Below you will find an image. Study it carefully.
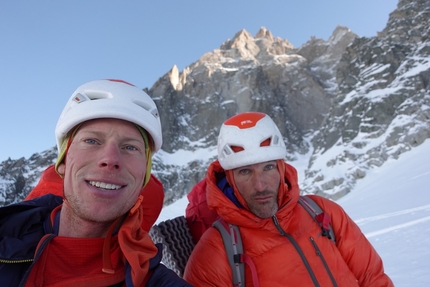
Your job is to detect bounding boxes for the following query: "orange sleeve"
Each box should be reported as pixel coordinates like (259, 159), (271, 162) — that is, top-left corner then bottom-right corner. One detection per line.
(310, 196), (394, 287)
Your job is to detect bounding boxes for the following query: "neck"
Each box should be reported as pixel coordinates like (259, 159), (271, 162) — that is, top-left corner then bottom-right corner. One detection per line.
(58, 202), (114, 238)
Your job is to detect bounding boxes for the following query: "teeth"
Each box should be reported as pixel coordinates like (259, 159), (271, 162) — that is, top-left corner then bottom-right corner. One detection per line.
(89, 181), (122, 190)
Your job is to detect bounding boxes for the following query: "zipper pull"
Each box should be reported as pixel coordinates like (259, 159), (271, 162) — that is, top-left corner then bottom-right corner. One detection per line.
(310, 237), (321, 256)
(272, 215), (286, 236)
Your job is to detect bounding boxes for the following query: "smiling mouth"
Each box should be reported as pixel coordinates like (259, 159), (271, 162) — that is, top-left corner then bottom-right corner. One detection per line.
(88, 181), (123, 190)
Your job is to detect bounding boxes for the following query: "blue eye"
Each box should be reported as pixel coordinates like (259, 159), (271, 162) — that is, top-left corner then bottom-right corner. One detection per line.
(239, 169), (250, 175)
(125, 145), (138, 151)
(85, 139), (97, 144)
(265, 164), (276, 171)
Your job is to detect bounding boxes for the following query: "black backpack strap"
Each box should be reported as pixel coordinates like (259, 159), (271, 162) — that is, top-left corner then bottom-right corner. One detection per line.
(298, 196), (336, 244)
(213, 219), (245, 287)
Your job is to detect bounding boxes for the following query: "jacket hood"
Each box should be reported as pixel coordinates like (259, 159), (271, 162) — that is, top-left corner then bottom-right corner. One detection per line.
(113, 196), (159, 286)
(206, 160), (300, 229)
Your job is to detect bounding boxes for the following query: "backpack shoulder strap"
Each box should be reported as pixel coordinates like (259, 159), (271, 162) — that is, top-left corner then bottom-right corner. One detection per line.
(298, 196), (336, 244)
(212, 219), (260, 287)
(213, 219), (245, 287)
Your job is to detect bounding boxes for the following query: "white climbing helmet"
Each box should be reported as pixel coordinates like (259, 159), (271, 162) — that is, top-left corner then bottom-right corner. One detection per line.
(55, 79), (162, 153)
(218, 112), (287, 170)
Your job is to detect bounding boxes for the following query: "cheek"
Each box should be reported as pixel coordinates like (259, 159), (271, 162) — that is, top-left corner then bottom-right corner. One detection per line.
(271, 173), (281, 190)
(127, 158), (147, 180)
(65, 149), (92, 171)
(234, 180), (249, 197)
(62, 154), (86, 189)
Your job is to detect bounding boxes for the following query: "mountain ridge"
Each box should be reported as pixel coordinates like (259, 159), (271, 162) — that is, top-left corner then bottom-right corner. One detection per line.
(1, 0), (429, 206)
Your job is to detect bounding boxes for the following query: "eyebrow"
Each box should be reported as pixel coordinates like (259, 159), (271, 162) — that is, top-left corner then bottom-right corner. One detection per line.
(78, 130), (144, 143)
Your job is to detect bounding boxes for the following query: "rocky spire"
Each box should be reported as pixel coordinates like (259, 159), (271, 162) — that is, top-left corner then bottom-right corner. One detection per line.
(255, 26), (274, 41)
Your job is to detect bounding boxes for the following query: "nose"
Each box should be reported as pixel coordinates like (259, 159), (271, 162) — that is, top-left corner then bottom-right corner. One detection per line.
(98, 142), (122, 170)
(253, 171), (268, 192)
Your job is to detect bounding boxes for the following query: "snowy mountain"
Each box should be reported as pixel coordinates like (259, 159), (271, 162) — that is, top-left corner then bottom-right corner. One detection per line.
(156, 138), (430, 287)
(301, 0), (430, 199)
(142, 0), (430, 204)
(0, 1), (429, 284)
(1, 0), (429, 207)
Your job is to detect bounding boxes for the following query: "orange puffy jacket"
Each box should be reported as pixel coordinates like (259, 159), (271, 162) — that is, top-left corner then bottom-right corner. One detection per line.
(26, 165), (164, 232)
(184, 160), (393, 287)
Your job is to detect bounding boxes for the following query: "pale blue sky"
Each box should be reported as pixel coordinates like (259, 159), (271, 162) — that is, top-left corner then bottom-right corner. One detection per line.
(0, 1), (398, 160)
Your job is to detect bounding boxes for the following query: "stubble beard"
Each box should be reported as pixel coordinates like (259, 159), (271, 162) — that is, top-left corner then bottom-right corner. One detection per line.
(248, 191), (278, 219)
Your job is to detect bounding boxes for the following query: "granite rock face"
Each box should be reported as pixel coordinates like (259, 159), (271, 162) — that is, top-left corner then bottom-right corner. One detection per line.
(1, 0), (429, 206)
(302, 0), (430, 199)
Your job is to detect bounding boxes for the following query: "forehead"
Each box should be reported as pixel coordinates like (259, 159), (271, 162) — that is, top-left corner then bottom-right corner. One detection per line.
(77, 118), (140, 137)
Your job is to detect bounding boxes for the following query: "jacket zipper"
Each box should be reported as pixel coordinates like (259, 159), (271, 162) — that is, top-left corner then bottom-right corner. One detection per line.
(18, 234), (56, 287)
(0, 258), (33, 264)
(272, 215), (320, 287)
(309, 237), (338, 287)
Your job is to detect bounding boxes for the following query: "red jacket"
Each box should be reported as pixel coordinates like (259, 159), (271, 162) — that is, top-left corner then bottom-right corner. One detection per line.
(185, 179), (218, 244)
(15, 166), (193, 286)
(24, 200), (159, 287)
(26, 165), (164, 232)
(184, 160), (393, 287)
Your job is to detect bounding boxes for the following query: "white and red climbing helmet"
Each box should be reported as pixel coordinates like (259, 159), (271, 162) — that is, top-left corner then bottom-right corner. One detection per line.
(217, 112), (287, 170)
(55, 79), (162, 153)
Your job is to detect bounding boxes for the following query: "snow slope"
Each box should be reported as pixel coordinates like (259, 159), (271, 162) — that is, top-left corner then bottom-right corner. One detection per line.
(157, 139), (430, 286)
(337, 139), (430, 286)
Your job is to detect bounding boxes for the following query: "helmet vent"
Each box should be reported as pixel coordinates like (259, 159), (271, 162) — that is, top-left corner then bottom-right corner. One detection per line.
(56, 79), (163, 153)
(260, 138), (271, 147)
(217, 112), (287, 170)
(84, 91), (113, 101)
(230, 146), (244, 153)
(133, 99), (152, 112)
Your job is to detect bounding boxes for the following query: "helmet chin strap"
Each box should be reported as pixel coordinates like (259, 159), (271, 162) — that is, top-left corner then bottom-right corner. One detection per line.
(134, 125), (153, 187)
(55, 123), (82, 178)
